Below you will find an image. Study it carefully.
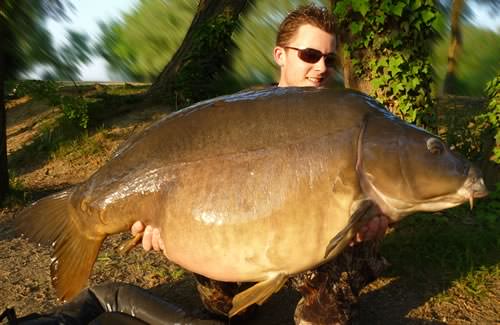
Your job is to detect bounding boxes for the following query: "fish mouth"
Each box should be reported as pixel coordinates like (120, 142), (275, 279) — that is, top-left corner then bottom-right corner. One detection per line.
(364, 172), (489, 222)
(460, 166), (488, 209)
(467, 185), (488, 209)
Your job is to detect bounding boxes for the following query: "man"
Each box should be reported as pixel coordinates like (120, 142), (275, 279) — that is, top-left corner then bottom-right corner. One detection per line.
(131, 4), (389, 323)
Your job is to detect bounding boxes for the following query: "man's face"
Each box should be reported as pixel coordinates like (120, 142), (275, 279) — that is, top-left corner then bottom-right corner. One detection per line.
(274, 24), (336, 87)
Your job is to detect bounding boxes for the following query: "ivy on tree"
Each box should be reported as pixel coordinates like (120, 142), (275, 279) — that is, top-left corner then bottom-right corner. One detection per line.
(333, 0), (439, 128)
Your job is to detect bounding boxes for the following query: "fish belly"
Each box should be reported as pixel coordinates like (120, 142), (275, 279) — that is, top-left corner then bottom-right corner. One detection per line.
(157, 152), (356, 282)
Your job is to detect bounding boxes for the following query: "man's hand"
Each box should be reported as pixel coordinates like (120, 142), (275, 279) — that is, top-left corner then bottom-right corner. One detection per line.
(350, 215), (389, 246)
(131, 221), (165, 252)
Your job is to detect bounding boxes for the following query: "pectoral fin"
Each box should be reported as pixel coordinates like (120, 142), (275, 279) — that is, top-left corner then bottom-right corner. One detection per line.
(324, 200), (379, 259)
(229, 273), (288, 317)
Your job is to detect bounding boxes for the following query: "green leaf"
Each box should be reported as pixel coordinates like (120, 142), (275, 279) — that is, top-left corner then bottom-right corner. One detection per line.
(389, 55), (404, 75)
(375, 11), (386, 25)
(351, 21), (365, 35)
(391, 2), (407, 17)
(421, 9), (435, 24)
(409, 77), (421, 90)
(352, 0), (370, 17)
(407, 107), (417, 122)
(411, 0), (422, 10)
(363, 32), (374, 47)
(333, 1), (350, 18)
(401, 21), (409, 32)
(414, 20), (422, 31)
(390, 66), (402, 76)
(371, 77), (386, 89)
(372, 35), (388, 49)
(343, 46), (351, 57)
(391, 83), (404, 94)
(378, 57), (389, 67)
(400, 101), (409, 113)
(381, 0), (392, 12)
(393, 55), (404, 67)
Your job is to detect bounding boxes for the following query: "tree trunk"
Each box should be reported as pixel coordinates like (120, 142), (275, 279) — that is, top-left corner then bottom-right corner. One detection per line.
(337, 41), (371, 93)
(0, 0), (10, 203)
(442, 0), (464, 95)
(146, 0), (250, 108)
(0, 73), (8, 204)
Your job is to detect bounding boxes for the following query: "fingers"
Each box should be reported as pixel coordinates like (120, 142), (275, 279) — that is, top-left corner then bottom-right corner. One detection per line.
(356, 225), (369, 242)
(142, 225), (153, 251)
(159, 236), (165, 252)
(138, 224), (164, 253)
(350, 224), (367, 246)
(152, 228), (161, 251)
(131, 221), (145, 236)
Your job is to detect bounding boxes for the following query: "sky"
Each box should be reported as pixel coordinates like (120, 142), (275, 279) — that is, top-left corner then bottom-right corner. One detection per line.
(45, 0), (139, 81)
(45, 0), (500, 82)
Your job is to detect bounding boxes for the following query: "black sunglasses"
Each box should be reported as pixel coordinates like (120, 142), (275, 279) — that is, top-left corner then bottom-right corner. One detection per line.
(285, 47), (336, 68)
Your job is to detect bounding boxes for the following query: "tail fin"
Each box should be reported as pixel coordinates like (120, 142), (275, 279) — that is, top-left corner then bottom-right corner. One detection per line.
(16, 190), (104, 301)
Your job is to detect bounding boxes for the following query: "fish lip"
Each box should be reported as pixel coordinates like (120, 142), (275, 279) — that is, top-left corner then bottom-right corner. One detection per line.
(457, 173), (488, 210)
(462, 166), (488, 198)
(472, 188), (488, 199)
(468, 180), (489, 199)
(473, 185), (490, 198)
(468, 188), (488, 210)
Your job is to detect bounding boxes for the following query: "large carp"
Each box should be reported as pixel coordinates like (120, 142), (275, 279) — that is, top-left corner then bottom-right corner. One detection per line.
(17, 87), (487, 316)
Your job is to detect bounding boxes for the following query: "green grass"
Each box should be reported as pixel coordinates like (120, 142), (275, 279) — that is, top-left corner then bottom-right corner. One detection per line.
(104, 83), (151, 96)
(167, 266), (185, 281)
(455, 264), (499, 298)
(142, 264), (186, 282)
(85, 85), (148, 125)
(52, 128), (108, 161)
(8, 82), (148, 170)
(9, 116), (86, 168)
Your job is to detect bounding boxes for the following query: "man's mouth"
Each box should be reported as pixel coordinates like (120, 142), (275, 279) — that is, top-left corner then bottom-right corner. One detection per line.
(307, 77), (323, 84)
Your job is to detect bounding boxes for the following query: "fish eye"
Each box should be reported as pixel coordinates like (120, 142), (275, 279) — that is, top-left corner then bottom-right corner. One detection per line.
(426, 138), (444, 155)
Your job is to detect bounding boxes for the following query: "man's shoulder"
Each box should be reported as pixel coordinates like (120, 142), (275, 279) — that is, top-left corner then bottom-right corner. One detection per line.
(238, 83), (278, 92)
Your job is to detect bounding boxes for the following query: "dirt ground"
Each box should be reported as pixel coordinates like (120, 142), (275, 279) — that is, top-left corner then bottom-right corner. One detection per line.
(1, 96), (498, 324)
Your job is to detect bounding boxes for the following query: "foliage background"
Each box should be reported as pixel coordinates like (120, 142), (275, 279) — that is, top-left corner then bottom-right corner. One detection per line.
(432, 25), (500, 96)
(94, 0), (499, 97)
(96, 0), (330, 89)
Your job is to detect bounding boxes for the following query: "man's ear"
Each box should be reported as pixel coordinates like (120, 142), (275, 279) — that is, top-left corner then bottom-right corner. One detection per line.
(273, 46), (285, 66)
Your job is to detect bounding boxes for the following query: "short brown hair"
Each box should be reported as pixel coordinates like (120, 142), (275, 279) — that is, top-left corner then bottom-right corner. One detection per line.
(276, 4), (334, 47)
